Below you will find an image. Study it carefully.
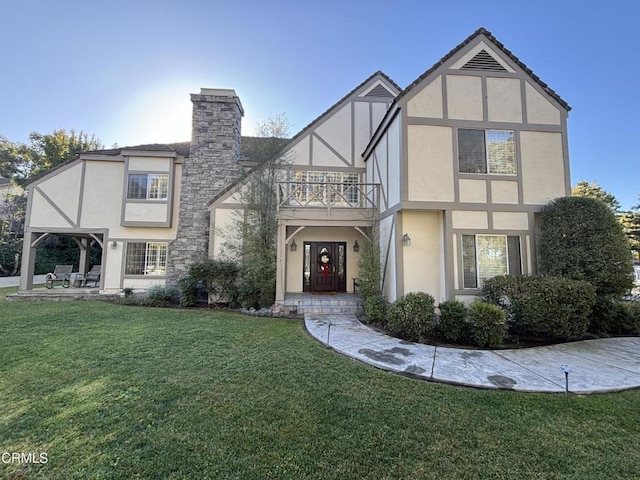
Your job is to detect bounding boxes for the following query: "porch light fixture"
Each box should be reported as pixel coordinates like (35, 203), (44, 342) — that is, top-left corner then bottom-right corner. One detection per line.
(353, 240), (359, 252)
(402, 233), (411, 246)
(290, 239), (297, 252)
(111, 241), (118, 249)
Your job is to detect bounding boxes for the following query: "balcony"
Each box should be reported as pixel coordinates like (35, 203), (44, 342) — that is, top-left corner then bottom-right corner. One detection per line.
(277, 182), (379, 212)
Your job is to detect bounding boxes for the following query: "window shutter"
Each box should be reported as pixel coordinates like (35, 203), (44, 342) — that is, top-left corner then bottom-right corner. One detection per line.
(507, 236), (522, 275)
(462, 235), (478, 288)
(458, 129), (487, 173)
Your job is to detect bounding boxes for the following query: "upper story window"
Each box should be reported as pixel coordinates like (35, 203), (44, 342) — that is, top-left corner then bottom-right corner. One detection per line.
(458, 129), (516, 175)
(127, 173), (169, 200)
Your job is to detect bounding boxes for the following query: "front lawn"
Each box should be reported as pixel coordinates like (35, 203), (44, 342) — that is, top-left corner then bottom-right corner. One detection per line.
(1, 298), (639, 479)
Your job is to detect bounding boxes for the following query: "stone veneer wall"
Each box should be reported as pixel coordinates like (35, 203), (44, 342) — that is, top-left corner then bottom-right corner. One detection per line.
(166, 89), (244, 285)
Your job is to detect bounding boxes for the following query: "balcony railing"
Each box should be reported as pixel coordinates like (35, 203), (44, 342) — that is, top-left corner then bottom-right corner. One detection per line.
(277, 182), (379, 211)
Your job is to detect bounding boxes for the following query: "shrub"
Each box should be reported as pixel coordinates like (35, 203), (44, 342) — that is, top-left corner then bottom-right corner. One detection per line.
(180, 259), (240, 307)
(509, 276), (596, 340)
(237, 259), (276, 309)
(467, 301), (506, 348)
(437, 300), (469, 343)
(386, 292), (435, 342)
(356, 230), (381, 302)
(538, 196), (634, 296)
(480, 275), (524, 309)
(589, 297), (640, 335)
(364, 294), (389, 326)
(145, 285), (181, 306)
(481, 275), (596, 340)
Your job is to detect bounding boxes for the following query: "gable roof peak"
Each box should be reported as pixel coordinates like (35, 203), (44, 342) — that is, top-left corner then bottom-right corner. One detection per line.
(396, 27), (570, 111)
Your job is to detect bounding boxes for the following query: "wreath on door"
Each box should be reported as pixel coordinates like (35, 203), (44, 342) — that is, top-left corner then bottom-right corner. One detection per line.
(317, 249), (332, 278)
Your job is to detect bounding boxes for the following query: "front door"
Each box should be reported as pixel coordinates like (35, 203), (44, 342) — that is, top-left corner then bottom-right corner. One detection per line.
(306, 242), (346, 293)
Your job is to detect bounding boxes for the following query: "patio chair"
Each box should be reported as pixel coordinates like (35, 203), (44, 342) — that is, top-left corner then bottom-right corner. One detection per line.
(82, 265), (102, 287)
(82, 265), (101, 287)
(45, 265), (73, 289)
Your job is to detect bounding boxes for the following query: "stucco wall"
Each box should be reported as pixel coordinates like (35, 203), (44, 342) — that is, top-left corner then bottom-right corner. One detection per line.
(407, 125), (454, 202)
(520, 131), (566, 204)
(402, 211), (444, 301)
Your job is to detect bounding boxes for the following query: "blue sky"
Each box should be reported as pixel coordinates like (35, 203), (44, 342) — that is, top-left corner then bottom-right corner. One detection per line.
(1, 1), (638, 209)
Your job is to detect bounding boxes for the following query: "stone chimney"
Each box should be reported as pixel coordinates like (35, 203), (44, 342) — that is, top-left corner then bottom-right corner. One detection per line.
(166, 88), (244, 284)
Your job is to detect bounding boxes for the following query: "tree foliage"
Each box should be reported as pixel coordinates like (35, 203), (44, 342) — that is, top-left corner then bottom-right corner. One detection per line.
(0, 129), (102, 185)
(223, 114), (291, 308)
(538, 196), (633, 296)
(619, 209), (640, 255)
(571, 180), (621, 213)
(0, 192), (26, 275)
(356, 221), (381, 301)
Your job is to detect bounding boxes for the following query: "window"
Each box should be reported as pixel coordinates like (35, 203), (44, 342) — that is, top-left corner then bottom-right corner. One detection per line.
(127, 173), (169, 200)
(462, 235), (521, 289)
(125, 242), (167, 275)
(458, 129), (516, 174)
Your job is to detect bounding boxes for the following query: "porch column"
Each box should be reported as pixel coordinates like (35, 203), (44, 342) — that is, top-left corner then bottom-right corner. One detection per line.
(275, 222), (286, 302)
(19, 231), (37, 291)
(78, 238), (90, 275)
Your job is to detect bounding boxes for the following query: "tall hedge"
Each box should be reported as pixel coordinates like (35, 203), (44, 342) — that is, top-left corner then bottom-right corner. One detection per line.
(537, 196), (633, 296)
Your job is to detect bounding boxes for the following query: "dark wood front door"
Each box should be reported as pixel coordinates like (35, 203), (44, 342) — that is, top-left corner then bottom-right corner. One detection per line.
(306, 242), (346, 293)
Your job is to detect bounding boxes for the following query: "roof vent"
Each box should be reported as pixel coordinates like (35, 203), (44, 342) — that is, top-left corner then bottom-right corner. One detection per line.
(461, 50), (507, 72)
(365, 84), (395, 97)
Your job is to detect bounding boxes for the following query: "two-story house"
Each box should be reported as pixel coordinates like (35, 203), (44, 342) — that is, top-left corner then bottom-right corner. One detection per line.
(18, 28), (570, 306)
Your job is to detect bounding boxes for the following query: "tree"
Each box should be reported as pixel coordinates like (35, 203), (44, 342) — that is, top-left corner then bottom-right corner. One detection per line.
(0, 192), (27, 275)
(0, 129), (103, 185)
(619, 209), (640, 257)
(571, 180), (621, 213)
(538, 196), (633, 296)
(223, 114), (291, 308)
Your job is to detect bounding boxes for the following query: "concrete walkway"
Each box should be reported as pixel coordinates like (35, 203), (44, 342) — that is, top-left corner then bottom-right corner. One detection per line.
(305, 314), (640, 394)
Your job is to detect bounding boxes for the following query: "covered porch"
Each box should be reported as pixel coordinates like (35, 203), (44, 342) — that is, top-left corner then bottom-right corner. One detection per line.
(19, 227), (107, 291)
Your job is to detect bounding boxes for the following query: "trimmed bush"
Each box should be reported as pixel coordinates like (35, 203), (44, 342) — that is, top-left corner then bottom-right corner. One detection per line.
(481, 275), (597, 340)
(387, 292), (436, 342)
(480, 275), (523, 309)
(510, 277), (596, 340)
(364, 294), (389, 326)
(467, 301), (506, 348)
(438, 300), (469, 343)
(538, 196), (634, 296)
(589, 297), (640, 335)
(146, 285), (181, 306)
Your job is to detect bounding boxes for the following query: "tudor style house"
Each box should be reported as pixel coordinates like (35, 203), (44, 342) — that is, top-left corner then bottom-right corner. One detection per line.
(19, 28), (571, 306)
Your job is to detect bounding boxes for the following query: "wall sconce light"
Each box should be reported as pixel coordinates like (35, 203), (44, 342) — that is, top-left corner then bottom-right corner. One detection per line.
(402, 233), (411, 246)
(290, 239), (297, 252)
(111, 241), (118, 249)
(353, 240), (359, 252)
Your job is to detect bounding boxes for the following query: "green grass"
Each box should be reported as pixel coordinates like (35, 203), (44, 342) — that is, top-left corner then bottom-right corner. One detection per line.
(1, 295), (640, 479)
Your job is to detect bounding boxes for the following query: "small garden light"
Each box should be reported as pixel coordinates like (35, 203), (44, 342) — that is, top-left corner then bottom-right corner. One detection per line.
(561, 364), (571, 394)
